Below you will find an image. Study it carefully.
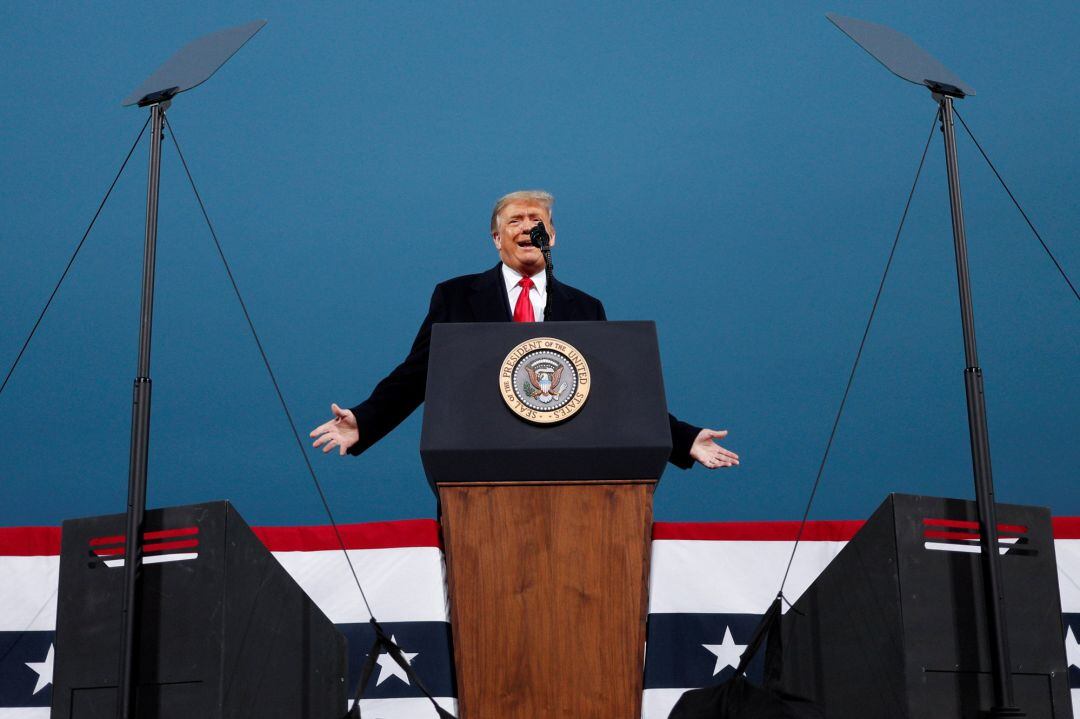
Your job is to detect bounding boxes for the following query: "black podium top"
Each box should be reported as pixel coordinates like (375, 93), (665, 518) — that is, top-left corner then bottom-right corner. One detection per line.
(420, 321), (673, 485)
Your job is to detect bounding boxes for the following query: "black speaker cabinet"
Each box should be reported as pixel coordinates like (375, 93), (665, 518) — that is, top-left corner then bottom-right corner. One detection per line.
(779, 493), (1072, 718)
(51, 501), (346, 718)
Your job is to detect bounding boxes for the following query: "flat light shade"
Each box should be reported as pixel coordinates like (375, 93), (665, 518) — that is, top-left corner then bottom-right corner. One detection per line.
(827, 13), (975, 97)
(122, 19), (266, 106)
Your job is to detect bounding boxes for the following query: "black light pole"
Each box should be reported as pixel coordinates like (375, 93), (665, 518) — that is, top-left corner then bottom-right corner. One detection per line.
(113, 20), (266, 718)
(826, 14), (1024, 717)
(936, 88), (1022, 718)
(117, 93), (170, 719)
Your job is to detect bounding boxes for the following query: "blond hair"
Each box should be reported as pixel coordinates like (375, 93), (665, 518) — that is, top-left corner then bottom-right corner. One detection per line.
(490, 190), (555, 233)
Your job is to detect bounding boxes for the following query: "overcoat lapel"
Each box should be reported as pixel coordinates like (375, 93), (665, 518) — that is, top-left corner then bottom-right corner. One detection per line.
(471, 263), (576, 321)
(469, 264), (512, 321)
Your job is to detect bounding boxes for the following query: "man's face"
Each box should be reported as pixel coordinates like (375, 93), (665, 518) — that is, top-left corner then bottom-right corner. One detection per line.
(492, 201), (556, 275)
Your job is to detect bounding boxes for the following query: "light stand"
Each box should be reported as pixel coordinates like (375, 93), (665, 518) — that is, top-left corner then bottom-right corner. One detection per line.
(935, 88), (1020, 717)
(114, 21), (265, 718)
(117, 93), (169, 719)
(827, 14), (1023, 717)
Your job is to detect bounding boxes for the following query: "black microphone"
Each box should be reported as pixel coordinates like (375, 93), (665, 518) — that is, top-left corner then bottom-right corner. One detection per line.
(528, 221), (551, 250)
(528, 221), (554, 320)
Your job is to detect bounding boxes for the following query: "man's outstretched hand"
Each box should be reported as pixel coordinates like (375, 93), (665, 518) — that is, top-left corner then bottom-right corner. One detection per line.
(310, 403), (359, 456)
(689, 429), (739, 469)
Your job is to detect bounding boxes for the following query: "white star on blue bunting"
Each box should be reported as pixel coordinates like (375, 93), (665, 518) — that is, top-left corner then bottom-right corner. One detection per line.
(25, 643), (54, 695)
(375, 635), (419, 686)
(1065, 625), (1080, 671)
(702, 626), (747, 676)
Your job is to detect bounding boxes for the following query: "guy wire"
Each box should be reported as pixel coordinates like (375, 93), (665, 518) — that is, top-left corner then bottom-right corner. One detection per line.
(953, 108), (1079, 304)
(776, 108), (941, 598)
(164, 116), (377, 621)
(0, 117), (151, 398)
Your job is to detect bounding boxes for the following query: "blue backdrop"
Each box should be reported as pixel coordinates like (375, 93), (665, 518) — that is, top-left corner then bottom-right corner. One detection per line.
(1, 2), (1076, 527)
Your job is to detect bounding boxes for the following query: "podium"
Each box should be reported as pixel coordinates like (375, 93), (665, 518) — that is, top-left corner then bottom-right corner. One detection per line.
(51, 502), (346, 718)
(778, 494), (1072, 717)
(421, 321), (673, 718)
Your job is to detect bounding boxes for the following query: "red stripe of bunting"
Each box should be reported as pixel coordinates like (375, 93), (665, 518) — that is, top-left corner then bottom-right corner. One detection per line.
(1, 516), (1078, 556)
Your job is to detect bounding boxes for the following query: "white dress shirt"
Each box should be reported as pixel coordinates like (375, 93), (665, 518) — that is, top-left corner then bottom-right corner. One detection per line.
(501, 263), (548, 321)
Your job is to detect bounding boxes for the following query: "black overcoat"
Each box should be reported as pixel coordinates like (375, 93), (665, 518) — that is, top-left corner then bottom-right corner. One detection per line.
(348, 263), (700, 467)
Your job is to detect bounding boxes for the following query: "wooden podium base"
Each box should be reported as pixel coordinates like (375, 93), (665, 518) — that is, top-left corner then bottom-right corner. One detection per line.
(438, 480), (655, 719)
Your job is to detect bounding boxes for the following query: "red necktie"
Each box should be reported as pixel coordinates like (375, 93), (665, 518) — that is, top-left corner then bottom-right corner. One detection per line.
(513, 277), (535, 322)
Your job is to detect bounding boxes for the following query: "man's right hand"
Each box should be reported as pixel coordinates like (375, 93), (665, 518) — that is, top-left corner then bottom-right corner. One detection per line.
(310, 403), (359, 456)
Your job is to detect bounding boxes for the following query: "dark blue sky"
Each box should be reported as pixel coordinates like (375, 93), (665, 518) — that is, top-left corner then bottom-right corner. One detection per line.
(1, 2), (1076, 527)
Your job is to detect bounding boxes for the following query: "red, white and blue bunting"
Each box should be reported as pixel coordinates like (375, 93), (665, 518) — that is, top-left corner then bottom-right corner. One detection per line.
(2, 517), (1077, 718)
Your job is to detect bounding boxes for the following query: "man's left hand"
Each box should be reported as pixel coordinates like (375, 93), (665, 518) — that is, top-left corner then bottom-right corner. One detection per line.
(689, 429), (739, 469)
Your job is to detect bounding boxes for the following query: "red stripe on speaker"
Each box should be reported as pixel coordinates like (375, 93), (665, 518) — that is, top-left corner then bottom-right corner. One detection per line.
(89, 534), (124, 547)
(145, 527), (199, 540)
(143, 539), (199, 553)
(922, 518), (1027, 535)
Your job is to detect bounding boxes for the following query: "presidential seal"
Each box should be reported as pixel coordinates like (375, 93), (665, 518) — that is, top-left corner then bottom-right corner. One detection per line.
(499, 337), (591, 424)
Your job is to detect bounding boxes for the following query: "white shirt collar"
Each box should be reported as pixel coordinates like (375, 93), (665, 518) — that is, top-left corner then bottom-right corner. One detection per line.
(501, 263), (547, 296)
